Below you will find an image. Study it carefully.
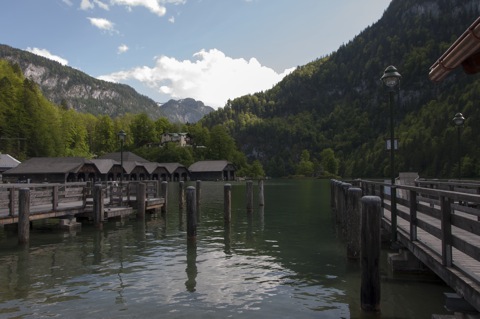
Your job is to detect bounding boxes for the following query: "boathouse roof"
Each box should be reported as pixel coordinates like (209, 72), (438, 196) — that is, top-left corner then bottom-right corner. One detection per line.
(98, 152), (149, 163)
(188, 160), (233, 172)
(0, 154), (20, 170)
(157, 162), (187, 174)
(4, 157), (92, 174)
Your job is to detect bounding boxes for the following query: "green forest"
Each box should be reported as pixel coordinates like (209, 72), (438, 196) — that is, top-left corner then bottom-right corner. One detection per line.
(0, 59), (265, 178)
(2, 0), (480, 180)
(201, 0), (480, 179)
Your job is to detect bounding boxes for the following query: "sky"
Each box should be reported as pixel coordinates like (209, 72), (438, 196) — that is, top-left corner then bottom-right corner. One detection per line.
(0, 0), (392, 109)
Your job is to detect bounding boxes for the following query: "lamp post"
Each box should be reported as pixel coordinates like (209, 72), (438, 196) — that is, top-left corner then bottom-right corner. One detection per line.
(381, 65), (401, 186)
(118, 130), (126, 184)
(453, 112), (465, 179)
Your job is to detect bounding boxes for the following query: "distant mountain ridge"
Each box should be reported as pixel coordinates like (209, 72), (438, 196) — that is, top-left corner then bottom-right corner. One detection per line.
(0, 44), (212, 122)
(159, 98), (214, 123)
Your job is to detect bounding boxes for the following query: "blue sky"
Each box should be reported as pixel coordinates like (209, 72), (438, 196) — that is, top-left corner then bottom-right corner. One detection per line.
(1, 0), (391, 109)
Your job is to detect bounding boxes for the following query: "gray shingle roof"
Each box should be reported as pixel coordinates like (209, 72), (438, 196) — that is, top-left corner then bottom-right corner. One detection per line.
(98, 152), (149, 163)
(4, 157), (91, 174)
(188, 160), (231, 172)
(0, 154), (20, 169)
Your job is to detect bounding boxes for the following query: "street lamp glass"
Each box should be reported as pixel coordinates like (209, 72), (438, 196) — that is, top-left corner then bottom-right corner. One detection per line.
(453, 113), (465, 126)
(381, 65), (402, 88)
(118, 130), (126, 141)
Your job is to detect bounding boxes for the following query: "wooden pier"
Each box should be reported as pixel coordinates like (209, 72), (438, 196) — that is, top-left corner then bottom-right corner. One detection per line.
(331, 179), (480, 313)
(0, 180), (165, 231)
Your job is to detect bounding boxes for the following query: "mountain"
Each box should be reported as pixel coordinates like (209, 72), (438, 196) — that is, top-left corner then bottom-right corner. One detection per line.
(0, 44), (212, 122)
(159, 98), (214, 123)
(201, 0), (480, 178)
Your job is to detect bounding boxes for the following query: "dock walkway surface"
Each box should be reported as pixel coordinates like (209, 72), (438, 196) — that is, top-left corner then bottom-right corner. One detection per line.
(0, 181), (164, 225)
(332, 179), (480, 313)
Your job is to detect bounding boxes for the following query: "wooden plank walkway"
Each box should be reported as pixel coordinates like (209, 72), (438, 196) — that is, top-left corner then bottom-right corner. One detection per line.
(331, 179), (480, 312)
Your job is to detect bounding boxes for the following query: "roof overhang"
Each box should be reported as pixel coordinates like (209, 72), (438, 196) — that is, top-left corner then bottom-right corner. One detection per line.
(429, 17), (480, 82)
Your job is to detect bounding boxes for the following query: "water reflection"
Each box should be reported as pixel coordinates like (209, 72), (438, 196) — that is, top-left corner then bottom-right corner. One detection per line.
(0, 180), (453, 318)
(185, 240), (197, 292)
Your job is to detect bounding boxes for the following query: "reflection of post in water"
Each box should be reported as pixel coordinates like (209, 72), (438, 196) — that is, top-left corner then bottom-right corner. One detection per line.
(185, 240), (197, 292)
(246, 209), (254, 244)
(224, 221), (231, 255)
(179, 207), (185, 232)
(93, 228), (104, 264)
(258, 205), (265, 232)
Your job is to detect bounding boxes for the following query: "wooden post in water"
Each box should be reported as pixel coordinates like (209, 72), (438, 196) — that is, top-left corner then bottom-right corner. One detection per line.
(196, 180), (201, 209)
(224, 184), (232, 223)
(258, 179), (265, 207)
(360, 195), (382, 312)
(161, 181), (168, 214)
(137, 182), (146, 219)
(18, 188), (30, 245)
(179, 181), (185, 210)
(93, 184), (104, 229)
(346, 187), (362, 259)
(186, 186), (197, 240)
(246, 180), (253, 213)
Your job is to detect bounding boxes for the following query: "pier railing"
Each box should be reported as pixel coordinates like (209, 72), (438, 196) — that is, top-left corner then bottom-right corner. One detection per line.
(331, 179), (480, 312)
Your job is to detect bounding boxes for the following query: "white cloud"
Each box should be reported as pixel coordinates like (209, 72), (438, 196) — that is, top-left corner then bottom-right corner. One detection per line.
(111, 0), (167, 16)
(98, 48), (295, 109)
(62, 0), (73, 6)
(80, 0), (109, 10)
(80, 0), (94, 10)
(118, 44), (129, 54)
(87, 17), (116, 32)
(168, 16), (175, 23)
(26, 47), (69, 66)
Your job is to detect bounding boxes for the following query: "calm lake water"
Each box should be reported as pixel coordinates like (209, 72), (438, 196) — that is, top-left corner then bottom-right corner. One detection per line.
(0, 179), (453, 318)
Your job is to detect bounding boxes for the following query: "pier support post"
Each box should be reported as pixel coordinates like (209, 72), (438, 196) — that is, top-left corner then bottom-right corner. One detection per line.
(18, 188), (30, 245)
(196, 180), (201, 209)
(246, 180), (253, 213)
(186, 186), (197, 240)
(224, 184), (232, 223)
(258, 179), (265, 207)
(179, 181), (185, 210)
(361, 195), (382, 312)
(137, 182), (146, 219)
(161, 181), (168, 214)
(93, 184), (104, 229)
(346, 187), (362, 259)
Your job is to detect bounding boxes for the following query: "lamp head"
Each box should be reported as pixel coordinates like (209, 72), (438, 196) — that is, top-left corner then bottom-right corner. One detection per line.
(381, 65), (402, 88)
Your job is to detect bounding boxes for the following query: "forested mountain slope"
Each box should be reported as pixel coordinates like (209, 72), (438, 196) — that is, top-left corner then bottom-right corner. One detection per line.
(0, 44), (165, 118)
(201, 0), (480, 178)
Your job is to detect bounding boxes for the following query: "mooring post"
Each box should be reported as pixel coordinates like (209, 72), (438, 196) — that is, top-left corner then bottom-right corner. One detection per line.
(360, 195), (382, 312)
(93, 184), (104, 229)
(161, 181), (168, 214)
(246, 180), (253, 213)
(186, 186), (197, 240)
(341, 183), (352, 231)
(224, 183), (232, 223)
(346, 187), (362, 259)
(18, 188), (30, 245)
(258, 179), (265, 207)
(179, 181), (185, 210)
(196, 180), (201, 209)
(137, 182), (146, 219)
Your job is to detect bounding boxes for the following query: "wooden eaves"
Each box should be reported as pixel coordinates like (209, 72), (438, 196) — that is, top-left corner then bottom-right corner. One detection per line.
(429, 16), (480, 82)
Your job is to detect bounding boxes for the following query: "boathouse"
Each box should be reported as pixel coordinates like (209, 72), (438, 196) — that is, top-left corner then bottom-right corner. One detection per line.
(158, 162), (189, 181)
(188, 160), (236, 181)
(0, 154), (20, 174)
(143, 162), (169, 181)
(90, 159), (125, 181)
(3, 157), (100, 183)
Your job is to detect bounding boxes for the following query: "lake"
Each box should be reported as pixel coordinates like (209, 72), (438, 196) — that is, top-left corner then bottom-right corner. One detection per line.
(0, 179), (452, 318)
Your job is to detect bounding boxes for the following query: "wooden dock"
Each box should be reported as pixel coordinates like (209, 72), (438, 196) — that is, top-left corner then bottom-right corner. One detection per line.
(331, 179), (480, 313)
(0, 181), (166, 227)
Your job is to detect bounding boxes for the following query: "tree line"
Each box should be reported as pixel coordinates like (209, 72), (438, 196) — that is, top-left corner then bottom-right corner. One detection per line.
(0, 60), (268, 178)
